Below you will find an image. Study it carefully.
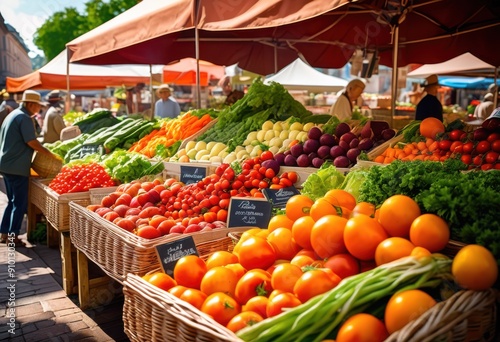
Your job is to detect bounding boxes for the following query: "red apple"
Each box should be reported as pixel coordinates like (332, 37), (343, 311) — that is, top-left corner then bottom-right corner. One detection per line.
(113, 204), (130, 218)
(169, 225), (186, 234)
(184, 224), (202, 234)
(129, 197), (141, 208)
(125, 207), (141, 216)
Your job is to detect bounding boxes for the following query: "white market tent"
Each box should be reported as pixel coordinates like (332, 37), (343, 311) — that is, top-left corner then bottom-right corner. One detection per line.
(407, 52), (497, 78)
(264, 58), (348, 93)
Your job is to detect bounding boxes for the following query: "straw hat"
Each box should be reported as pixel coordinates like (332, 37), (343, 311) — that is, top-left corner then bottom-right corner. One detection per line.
(421, 74), (441, 88)
(46, 90), (63, 101)
(157, 84), (173, 94)
(18, 90), (45, 105)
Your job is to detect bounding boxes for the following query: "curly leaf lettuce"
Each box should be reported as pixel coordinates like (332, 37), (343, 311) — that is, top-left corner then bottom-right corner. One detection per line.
(301, 162), (345, 201)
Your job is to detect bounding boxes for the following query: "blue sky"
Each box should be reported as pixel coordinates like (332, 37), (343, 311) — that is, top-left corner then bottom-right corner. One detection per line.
(1, 0), (88, 56)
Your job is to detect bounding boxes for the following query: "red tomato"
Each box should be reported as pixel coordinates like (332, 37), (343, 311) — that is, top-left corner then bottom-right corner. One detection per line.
(449, 129), (465, 141)
(462, 142), (474, 154)
(484, 151), (499, 164)
(473, 155), (483, 166)
(226, 311), (264, 333)
(293, 268), (341, 303)
(266, 292), (302, 318)
(235, 269), (273, 305)
(173, 255), (207, 289)
(238, 236), (277, 270)
(260, 151), (274, 161)
(461, 154), (472, 165)
(336, 313), (389, 342)
(438, 139), (452, 151)
(265, 168), (276, 179)
(475, 140), (491, 154)
(487, 132), (500, 143)
(201, 292), (241, 326)
(323, 253), (360, 279)
(491, 140), (500, 153)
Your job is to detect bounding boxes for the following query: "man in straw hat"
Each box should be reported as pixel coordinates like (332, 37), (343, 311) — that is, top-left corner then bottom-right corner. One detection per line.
(155, 84), (180, 119)
(0, 90), (61, 247)
(415, 74), (443, 122)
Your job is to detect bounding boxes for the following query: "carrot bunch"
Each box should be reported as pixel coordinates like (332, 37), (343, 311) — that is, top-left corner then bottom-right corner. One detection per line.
(373, 138), (451, 164)
(128, 113), (212, 158)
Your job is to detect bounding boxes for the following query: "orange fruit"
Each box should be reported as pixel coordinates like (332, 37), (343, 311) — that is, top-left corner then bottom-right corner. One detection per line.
(344, 215), (389, 261)
(323, 189), (357, 210)
(291, 215), (316, 250)
(309, 198), (339, 222)
(409, 214), (450, 252)
(310, 215), (348, 259)
(267, 214), (294, 232)
(285, 194), (314, 221)
(336, 313), (388, 342)
(147, 272), (177, 292)
(452, 244), (498, 291)
(378, 195), (421, 238)
(384, 289), (437, 334)
(374, 237), (415, 266)
(419, 117), (445, 139)
(351, 201), (376, 217)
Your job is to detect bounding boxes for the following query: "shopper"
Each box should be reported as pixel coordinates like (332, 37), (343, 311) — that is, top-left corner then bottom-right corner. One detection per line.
(42, 90), (66, 143)
(0, 90), (19, 112)
(329, 79), (366, 121)
(154, 84), (181, 119)
(415, 74), (443, 121)
(474, 93), (495, 121)
(0, 90), (61, 247)
(219, 76), (244, 106)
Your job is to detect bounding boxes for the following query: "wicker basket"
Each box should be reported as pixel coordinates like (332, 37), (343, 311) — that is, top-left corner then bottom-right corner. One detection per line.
(386, 289), (497, 342)
(123, 273), (242, 342)
(123, 235), (242, 342)
(442, 240), (467, 258)
(69, 201), (249, 284)
(44, 182), (91, 232)
(30, 178), (50, 213)
(31, 152), (63, 179)
(30, 179), (91, 231)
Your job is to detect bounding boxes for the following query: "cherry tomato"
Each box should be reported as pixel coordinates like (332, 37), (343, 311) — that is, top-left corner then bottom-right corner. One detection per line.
(438, 139), (452, 151)
(492, 140), (500, 153)
(201, 292), (241, 326)
(265, 168), (276, 179)
(462, 142), (474, 154)
(449, 129), (465, 141)
(475, 140), (490, 154)
(484, 151), (499, 164)
(235, 269), (273, 305)
(260, 151), (274, 161)
(472, 155), (483, 166)
(487, 132), (500, 143)
(266, 291), (302, 318)
(449, 141), (463, 154)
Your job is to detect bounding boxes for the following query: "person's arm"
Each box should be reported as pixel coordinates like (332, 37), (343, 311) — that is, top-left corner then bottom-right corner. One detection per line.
(27, 139), (60, 159)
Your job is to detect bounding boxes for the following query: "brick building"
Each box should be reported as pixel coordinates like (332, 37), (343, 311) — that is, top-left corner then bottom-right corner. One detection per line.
(0, 12), (32, 91)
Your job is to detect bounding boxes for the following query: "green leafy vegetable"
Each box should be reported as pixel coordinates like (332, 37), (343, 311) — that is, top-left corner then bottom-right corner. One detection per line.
(301, 162), (346, 201)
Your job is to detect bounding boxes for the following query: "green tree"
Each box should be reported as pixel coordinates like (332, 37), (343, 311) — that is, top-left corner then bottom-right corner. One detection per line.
(33, 0), (138, 62)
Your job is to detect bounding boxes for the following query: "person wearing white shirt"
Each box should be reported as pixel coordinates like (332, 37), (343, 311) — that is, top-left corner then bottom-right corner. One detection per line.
(329, 79), (366, 121)
(155, 84), (181, 119)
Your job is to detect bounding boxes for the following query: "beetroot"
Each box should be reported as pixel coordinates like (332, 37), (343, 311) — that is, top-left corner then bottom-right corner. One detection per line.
(312, 157), (325, 168)
(335, 122), (351, 138)
(261, 159), (280, 175)
(274, 153), (286, 166)
(346, 148), (361, 162)
(381, 129), (396, 141)
(308, 126), (323, 140)
(303, 139), (320, 154)
(333, 155), (350, 168)
(284, 154), (297, 166)
(360, 121), (374, 139)
(319, 133), (336, 147)
(349, 138), (359, 148)
(330, 145), (346, 159)
(290, 144), (304, 158)
(296, 154), (311, 167)
(317, 145), (331, 159)
(339, 140), (350, 151)
(358, 138), (374, 151)
(340, 132), (357, 144)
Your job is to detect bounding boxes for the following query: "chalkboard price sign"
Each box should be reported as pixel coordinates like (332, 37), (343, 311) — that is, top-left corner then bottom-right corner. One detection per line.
(227, 197), (272, 228)
(155, 236), (198, 276)
(262, 186), (300, 207)
(180, 165), (207, 184)
(80, 144), (103, 158)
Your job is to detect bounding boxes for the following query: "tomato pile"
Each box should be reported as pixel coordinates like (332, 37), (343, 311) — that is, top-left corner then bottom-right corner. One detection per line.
(87, 152), (299, 238)
(49, 163), (116, 194)
(140, 192), (469, 337)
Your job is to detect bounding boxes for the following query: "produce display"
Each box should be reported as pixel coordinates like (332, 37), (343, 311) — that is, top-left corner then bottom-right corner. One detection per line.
(48, 162), (116, 194)
(35, 80), (499, 342)
(86, 154), (300, 237)
(136, 191), (498, 341)
(365, 117), (500, 169)
(128, 112), (214, 158)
